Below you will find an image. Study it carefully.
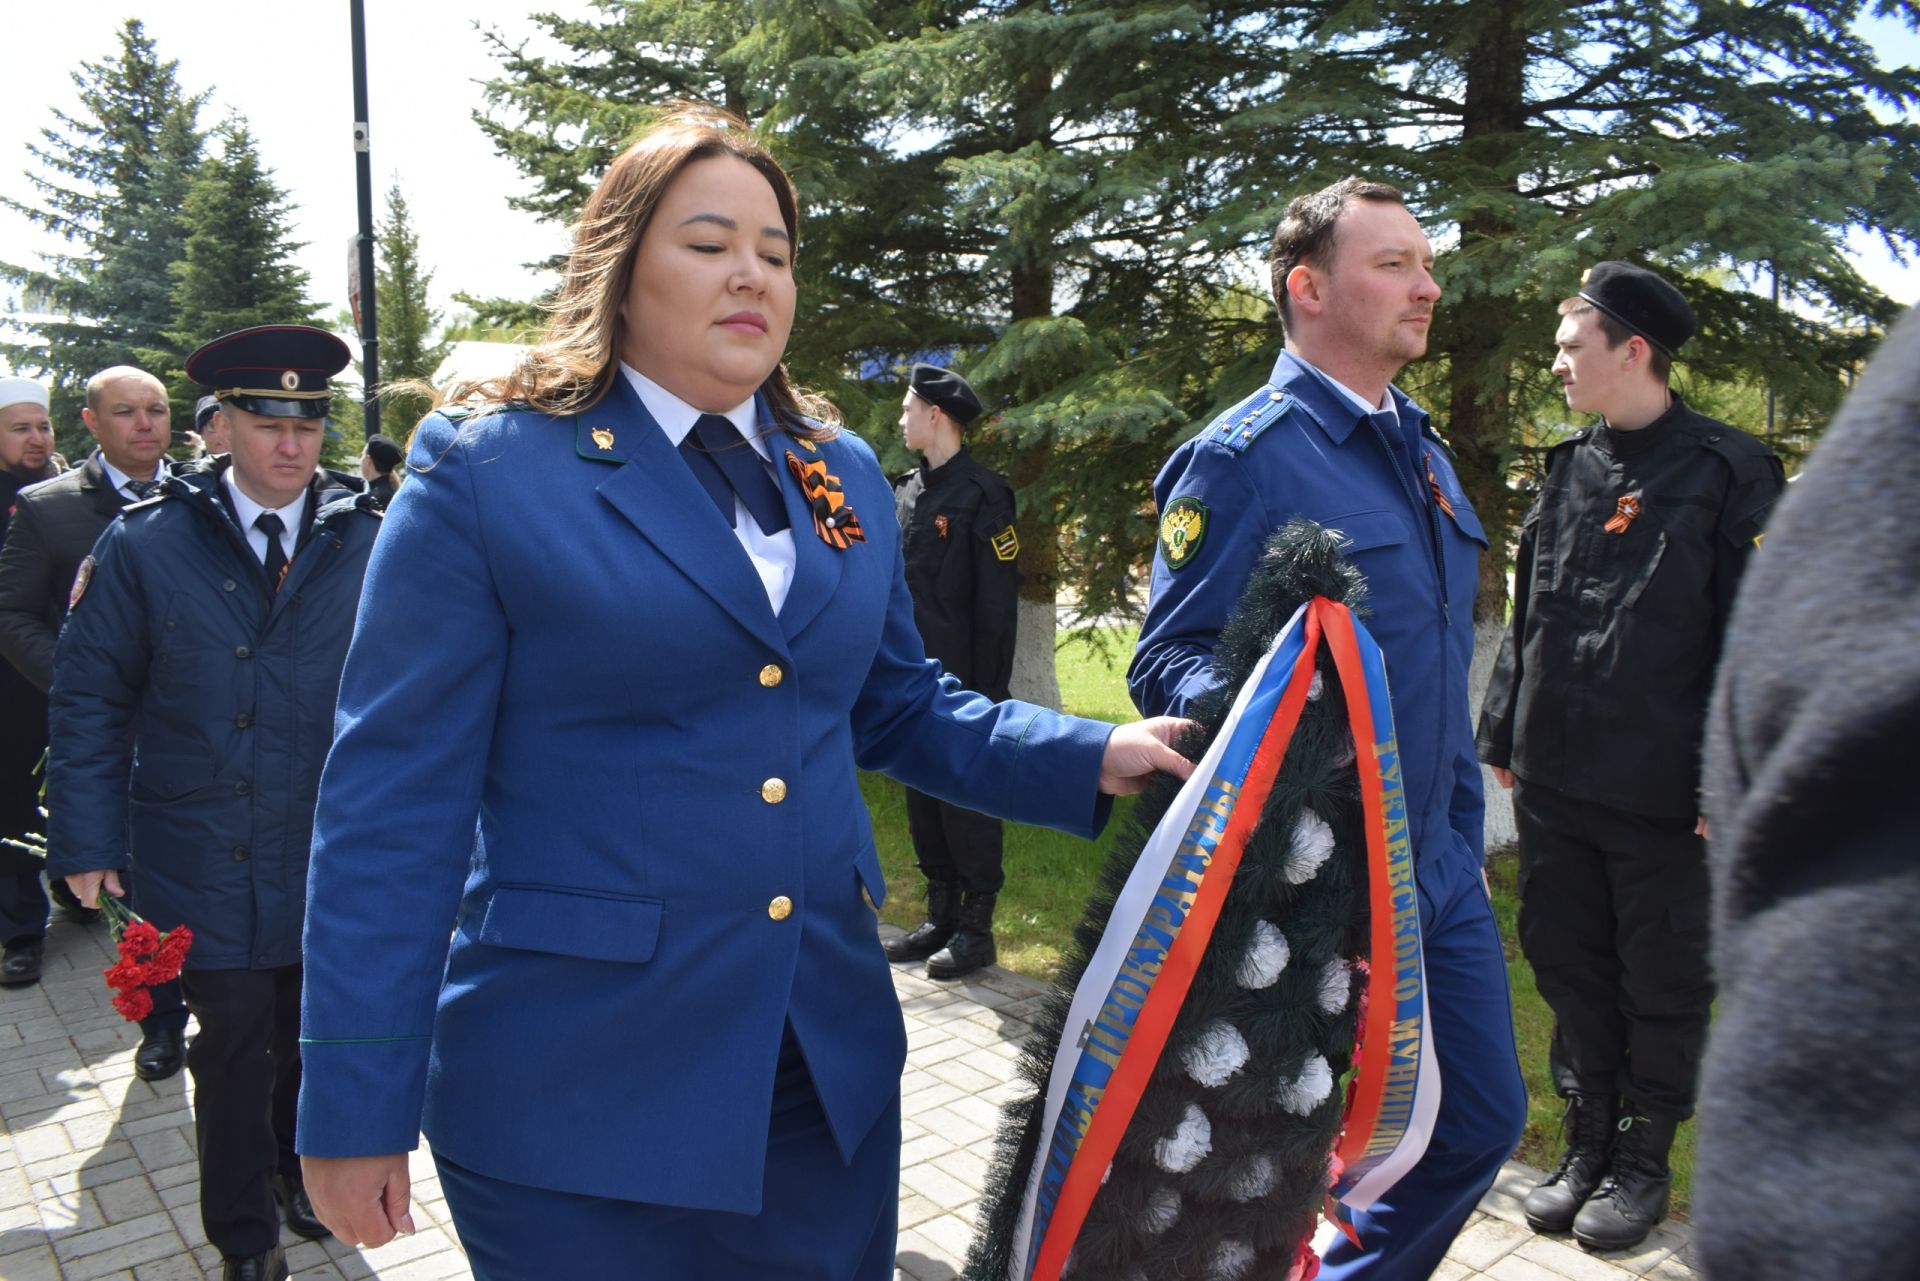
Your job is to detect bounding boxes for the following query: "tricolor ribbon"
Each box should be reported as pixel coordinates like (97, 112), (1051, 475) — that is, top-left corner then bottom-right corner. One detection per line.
(1006, 598), (1436, 1280)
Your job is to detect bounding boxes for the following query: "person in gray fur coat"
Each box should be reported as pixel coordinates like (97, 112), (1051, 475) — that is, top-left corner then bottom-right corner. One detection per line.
(1697, 302), (1920, 1278)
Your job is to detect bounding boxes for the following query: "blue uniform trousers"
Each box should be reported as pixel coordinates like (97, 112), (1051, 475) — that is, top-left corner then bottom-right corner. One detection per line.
(437, 1024), (899, 1280)
(1321, 837), (1528, 1280)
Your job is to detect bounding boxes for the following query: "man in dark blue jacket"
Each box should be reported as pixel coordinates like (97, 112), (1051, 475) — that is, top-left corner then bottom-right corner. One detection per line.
(1131, 179), (1525, 1280)
(48, 326), (378, 1281)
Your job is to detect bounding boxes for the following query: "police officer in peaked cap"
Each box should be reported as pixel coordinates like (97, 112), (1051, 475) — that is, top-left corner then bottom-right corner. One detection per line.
(887, 362), (1022, 979)
(47, 323), (382, 1281)
(1478, 262), (1785, 1250)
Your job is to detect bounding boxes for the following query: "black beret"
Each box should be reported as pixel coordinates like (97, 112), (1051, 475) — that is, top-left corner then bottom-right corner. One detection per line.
(1578, 261), (1697, 357)
(908, 362), (983, 427)
(185, 324), (352, 421)
(363, 434), (403, 474)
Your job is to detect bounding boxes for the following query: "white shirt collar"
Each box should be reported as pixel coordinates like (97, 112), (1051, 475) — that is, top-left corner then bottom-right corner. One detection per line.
(222, 469), (308, 548)
(619, 363), (767, 462)
(1285, 350), (1399, 424)
(100, 455), (168, 497)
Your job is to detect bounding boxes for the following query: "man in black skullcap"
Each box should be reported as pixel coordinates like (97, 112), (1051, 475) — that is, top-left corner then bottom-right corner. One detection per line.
(1477, 262), (1785, 1251)
(190, 393), (229, 457)
(48, 324), (383, 1281)
(885, 362), (1021, 979)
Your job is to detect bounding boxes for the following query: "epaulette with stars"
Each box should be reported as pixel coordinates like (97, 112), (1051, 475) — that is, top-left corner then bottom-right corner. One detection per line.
(1202, 388), (1295, 455)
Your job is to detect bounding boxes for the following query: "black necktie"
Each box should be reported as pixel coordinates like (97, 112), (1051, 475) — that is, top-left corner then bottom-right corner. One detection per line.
(255, 512), (288, 590)
(678, 414), (789, 534)
(123, 478), (160, 500)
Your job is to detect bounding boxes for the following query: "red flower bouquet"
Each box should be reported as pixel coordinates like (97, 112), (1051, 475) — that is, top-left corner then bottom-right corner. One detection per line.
(97, 894), (192, 1023)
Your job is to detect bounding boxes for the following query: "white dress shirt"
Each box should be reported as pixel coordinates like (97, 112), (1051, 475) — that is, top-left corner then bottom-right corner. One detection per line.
(1289, 351), (1400, 426)
(619, 363), (796, 615)
(100, 457), (169, 502)
(222, 471), (307, 568)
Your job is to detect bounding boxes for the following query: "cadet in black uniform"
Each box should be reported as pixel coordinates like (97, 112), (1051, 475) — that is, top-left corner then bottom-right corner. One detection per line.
(884, 363), (1021, 978)
(1477, 262), (1785, 1251)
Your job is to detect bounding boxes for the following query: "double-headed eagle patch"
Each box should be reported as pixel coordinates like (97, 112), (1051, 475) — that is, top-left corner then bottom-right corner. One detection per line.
(1158, 496), (1208, 570)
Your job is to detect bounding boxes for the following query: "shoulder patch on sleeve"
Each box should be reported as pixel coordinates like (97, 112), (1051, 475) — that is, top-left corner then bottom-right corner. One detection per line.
(68, 555), (96, 610)
(1203, 388), (1294, 455)
(990, 524), (1019, 561)
(1158, 495), (1209, 570)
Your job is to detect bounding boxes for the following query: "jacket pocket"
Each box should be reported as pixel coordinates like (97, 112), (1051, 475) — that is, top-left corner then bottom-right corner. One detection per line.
(129, 749), (217, 801)
(1325, 509), (1410, 554)
(1619, 529), (1669, 611)
(478, 884), (663, 963)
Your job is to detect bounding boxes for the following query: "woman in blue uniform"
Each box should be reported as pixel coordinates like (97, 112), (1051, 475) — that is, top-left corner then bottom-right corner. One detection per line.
(294, 107), (1188, 1279)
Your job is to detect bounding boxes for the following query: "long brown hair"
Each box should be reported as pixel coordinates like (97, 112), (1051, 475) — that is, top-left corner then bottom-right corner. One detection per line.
(434, 104), (837, 437)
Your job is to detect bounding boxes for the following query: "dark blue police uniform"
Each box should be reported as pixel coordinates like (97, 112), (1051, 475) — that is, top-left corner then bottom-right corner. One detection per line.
(296, 374), (1118, 1279)
(1130, 349), (1527, 1279)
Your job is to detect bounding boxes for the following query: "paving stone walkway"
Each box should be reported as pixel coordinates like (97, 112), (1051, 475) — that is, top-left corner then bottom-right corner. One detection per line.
(0, 911), (1697, 1280)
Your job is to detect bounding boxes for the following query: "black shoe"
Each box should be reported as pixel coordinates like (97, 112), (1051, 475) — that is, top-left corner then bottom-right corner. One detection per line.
(926, 891), (997, 979)
(882, 880), (959, 963)
(1573, 1110), (1678, 1251)
(133, 1024), (185, 1081)
(275, 1171), (332, 1240)
(1, 936), (44, 987)
(46, 877), (102, 926)
(222, 1244), (288, 1281)
(1524, 1092), (1615, 1233)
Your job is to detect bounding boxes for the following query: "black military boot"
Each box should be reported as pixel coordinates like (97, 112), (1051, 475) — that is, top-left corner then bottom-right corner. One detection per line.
(1573, 1109), (1678, 1251)
(883, 880), (958, 963)
(1524, 1092), (1615, 1233)
(927, 891), (997, 979)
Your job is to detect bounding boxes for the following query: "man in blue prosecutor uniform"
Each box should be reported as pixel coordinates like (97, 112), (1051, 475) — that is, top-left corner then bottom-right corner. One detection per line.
(294, 111), (1188, 1280)
(1130, 178), (1527, 1279)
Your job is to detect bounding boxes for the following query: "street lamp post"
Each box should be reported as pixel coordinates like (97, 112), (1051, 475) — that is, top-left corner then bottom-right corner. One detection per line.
(350, 0), (380, 438)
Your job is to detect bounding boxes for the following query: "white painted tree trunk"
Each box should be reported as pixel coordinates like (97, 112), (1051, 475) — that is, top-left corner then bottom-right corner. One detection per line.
(1009, 596), (1063, 710)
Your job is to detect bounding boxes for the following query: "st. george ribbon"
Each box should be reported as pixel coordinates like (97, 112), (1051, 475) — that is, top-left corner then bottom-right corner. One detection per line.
(1005, 598), (1440, 1281)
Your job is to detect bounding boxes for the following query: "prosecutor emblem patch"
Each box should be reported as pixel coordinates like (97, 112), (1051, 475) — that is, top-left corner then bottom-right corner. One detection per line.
(590, 427), (615, 452)
(991, 525), (1019, 561)
(1159, 497), (1208, 570)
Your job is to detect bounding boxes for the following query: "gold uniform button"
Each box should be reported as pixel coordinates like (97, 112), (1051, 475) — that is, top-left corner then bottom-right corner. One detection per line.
(761, 778), (787, 804)
(759, 664), (783, 688)
(768, 895), (793, 921)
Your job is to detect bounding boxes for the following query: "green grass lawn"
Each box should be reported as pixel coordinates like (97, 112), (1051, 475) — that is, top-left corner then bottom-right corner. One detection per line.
(864, 623), (1694, 1210)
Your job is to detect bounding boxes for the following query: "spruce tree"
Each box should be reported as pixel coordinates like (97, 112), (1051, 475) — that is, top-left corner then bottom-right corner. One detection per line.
(371, 179), (450, 437)
(0, 19), (203, 456)
(149, 120), (322, 414)
(1248, 0), (1919, 615)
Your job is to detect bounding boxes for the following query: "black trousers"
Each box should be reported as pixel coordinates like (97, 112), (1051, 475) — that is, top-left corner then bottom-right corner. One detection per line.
(1513, 779), (1713, 1120)
(179, 965), (303, 1257)
(903, 787), (1004, 895)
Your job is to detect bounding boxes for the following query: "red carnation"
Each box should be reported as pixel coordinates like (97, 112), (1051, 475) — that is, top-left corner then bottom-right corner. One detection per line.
(112, 987), (154, 1022)
(96, 895), (193, 1023)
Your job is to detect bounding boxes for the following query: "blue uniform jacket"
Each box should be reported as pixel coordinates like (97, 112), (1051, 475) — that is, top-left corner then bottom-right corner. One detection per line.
(47, 463), (381, 969)
(1129, 350), (1489, 862)
(295, 376), (1114, 1213)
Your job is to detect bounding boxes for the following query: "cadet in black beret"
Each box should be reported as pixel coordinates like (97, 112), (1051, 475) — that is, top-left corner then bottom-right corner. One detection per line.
(907, 361), (983, 426)
(1577, 260), (1698, 358)
(887, 362), (1020, 977)
(1478, 263), (1783, 1250)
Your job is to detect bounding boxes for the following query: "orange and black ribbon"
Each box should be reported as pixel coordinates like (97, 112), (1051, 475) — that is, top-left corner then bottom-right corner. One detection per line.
(1426, 463), (1455, 519)
(784, 451), (866, 550)
(1603, 494), (1642, 534)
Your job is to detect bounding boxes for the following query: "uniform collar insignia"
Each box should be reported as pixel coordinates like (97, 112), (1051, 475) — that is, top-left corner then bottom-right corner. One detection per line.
(576, 415), (630, 464)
